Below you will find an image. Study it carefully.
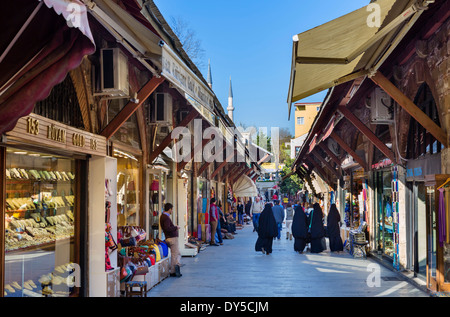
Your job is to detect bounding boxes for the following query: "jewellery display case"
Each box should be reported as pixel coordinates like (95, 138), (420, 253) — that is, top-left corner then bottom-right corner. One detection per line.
(4, 148), (77, 297)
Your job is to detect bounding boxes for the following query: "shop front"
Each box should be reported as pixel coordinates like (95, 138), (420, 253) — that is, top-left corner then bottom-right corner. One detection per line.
(423, 174), (450, 292)
(405, 154), (442, 281)
(373, 165), (395, 260)
(1, 113), (107, 297)
(196, 177), (210, 242)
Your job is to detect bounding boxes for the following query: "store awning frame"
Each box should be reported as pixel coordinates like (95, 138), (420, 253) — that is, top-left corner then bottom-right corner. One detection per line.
(0, 0), (96, 135)
(287, 0), (432, 119)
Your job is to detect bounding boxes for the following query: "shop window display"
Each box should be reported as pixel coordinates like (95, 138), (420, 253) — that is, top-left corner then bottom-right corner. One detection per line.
(376, 170), (394, 258)
(4, 148), (77, 297)
(114, 149), (140, 227)
(148, 170), (167, 240)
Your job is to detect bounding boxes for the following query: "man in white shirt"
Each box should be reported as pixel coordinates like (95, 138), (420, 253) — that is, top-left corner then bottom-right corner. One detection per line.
(251, 196), (264, 232)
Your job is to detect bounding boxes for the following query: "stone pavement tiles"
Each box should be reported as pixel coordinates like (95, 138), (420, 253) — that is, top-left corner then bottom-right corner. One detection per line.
(149, 224), (428, 297)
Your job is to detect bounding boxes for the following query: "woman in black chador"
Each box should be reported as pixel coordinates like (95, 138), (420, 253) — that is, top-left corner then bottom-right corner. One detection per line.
(255, 203), (278, 255)
(327, 203), (343, 252)
(292, 204), (308, 253)
(310, 203), (326, 253)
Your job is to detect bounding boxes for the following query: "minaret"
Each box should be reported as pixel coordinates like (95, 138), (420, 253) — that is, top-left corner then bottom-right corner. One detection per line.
(227, 77), (234, 121)
(207, 59), (213, 89)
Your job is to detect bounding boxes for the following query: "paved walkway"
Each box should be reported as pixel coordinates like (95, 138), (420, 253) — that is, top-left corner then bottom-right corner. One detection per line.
(149, 224), (428, 297)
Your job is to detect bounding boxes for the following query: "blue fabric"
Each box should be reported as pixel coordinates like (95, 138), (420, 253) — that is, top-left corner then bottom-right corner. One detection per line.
(159, 241), (169, 257)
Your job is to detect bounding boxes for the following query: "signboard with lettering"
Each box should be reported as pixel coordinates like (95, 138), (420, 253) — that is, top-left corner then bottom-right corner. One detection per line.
(6, 113), (107, 156)
(162, 44), (215, 114)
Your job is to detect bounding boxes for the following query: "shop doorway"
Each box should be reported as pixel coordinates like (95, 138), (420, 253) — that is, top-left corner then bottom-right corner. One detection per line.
(426, 185), (438, 291)
(408, 182), (427, 279)
(375, 170), (394, 259)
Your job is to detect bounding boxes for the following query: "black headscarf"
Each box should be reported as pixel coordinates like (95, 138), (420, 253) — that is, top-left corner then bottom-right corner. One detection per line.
(310, 203), (325, 239)
(257, 203), (278, 238)
(326, 203), (341, 238)
(292, 205), (308, 238)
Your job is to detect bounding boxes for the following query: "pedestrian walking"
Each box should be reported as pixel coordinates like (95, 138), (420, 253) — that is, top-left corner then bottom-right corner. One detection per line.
(285, 202), (294, 240)
(272, 200), (285, 240)
(237, 199), (244, 225)
(292, 204), (308, 253)
(209, 198), (220, 246)
(160, 203), (182, 277)
(327, 203), (344, 252)
(255, 203), (278, 255)
(310, 203), (326, 253)
(251, 196), (264, 232)
(245, 199), (252, 224)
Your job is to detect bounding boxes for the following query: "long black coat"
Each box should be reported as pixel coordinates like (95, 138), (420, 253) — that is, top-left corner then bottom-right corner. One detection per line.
(327, 204), (343, 251)
(292, 205), (307, 238)
(310, 203), (326, 253)
(255, 204), (278, 253)
(310, 203), (325, 239)
(292, 205), (308, 252)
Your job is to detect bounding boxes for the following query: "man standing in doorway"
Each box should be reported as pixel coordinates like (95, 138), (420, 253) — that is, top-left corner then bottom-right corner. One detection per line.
(160, 203), (182, 277)
(209, 198), (220, 246)
(251, 196), (264, 232)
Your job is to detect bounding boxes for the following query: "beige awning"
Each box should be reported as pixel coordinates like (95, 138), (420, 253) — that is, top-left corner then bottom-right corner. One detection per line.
(287, 0), (429, 118)
(88, 0), (162, 58)
(233, 175), (258, 198)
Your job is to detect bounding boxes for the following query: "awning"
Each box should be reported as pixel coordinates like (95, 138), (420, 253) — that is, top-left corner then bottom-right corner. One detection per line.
(233, 175), (258, 198)
(287, 0), (428, 118)
(87, 0), (162, 58)
(0, 0), (96, 135)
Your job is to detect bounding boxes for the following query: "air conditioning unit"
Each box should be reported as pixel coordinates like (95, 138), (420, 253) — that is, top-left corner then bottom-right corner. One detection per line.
(99, 48), (129, 97)
(369, 87), (393, 124)
(149, 93), (173, 125)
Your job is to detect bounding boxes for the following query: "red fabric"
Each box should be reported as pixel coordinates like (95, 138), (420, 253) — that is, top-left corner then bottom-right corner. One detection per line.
(0, 26), (94, 135)
(0, 1), (95, 135)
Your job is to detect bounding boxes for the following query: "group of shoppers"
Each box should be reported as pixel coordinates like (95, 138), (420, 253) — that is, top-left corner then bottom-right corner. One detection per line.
(254, 199), (344, 255)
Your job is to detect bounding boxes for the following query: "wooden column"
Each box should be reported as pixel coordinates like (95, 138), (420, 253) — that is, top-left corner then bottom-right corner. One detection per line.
(337, 105), (397, 163)
(100, 76), (165, 139)
(330, 131), (368, 170)
(148, 110), (199, 164)
(370, 71), (448, 147)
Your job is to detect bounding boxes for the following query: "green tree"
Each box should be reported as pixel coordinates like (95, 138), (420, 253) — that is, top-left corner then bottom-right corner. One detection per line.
(279, 157), (303, 196)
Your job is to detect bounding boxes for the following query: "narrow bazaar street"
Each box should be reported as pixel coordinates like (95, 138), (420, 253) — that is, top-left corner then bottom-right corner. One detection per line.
(149, 223), (428, 297)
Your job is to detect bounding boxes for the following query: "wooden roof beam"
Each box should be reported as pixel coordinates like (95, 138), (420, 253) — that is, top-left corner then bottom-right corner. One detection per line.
(370, 71), (448, 148)
(330, 131), (368, 171)
(101, 76), (165, 140)
(337, 105), (397, 163)
(149, 109), (199, 164)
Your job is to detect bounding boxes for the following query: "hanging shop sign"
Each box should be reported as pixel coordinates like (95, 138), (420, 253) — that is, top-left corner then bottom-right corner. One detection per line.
(6, 113), (107, 156)
(162, 44), (214, 114)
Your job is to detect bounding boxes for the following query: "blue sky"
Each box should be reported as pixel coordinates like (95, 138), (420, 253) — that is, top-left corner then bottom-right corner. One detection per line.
(153, 0), (370, 136)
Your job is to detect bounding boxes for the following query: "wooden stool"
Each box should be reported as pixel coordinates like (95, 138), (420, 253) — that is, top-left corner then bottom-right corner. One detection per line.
(125, 281), (147, 297)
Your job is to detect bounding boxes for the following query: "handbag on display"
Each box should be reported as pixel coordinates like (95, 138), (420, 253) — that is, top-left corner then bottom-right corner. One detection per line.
(120, 237), (136, 247)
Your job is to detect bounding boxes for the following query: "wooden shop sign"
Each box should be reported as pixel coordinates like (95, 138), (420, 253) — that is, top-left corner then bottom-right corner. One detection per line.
(7, 113), (106, 156)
